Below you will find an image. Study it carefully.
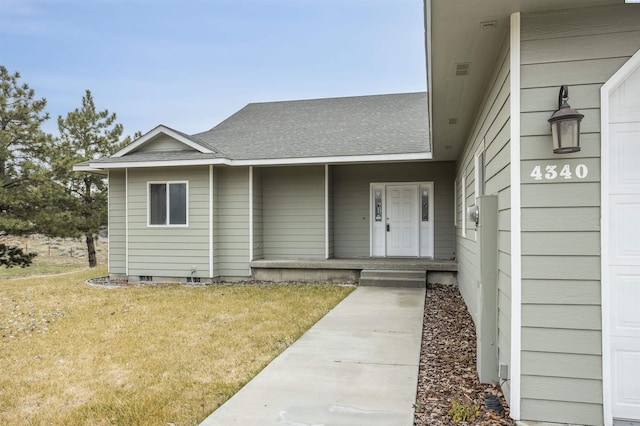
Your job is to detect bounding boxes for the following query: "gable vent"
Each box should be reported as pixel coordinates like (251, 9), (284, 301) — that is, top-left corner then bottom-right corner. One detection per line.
(455, 63), (471, 76)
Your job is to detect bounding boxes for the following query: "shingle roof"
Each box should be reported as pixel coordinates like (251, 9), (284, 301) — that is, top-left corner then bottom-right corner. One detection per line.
(192, 92), (429, 160)
(86, 92), (429, 168)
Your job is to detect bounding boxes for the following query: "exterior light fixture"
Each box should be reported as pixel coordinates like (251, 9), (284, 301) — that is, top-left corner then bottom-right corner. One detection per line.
(548, 85), (584, 154)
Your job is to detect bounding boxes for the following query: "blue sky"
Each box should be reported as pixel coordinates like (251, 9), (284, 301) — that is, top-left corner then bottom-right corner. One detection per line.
(2, 0), (426, 138)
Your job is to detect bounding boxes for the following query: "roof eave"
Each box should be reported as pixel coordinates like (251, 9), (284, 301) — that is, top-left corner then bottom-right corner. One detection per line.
(72, 164), (108, 175)
(87, 152), (433, 170)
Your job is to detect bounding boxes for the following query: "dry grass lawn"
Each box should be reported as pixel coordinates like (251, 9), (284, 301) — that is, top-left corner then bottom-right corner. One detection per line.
(0, 267), (354, 425)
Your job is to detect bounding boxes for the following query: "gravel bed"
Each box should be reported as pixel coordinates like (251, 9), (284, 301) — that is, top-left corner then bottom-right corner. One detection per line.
(414, 283), (515, 425)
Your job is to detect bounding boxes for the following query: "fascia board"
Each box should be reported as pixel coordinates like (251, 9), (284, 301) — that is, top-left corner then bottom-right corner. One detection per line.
(72, 164), (108, 174)
(87, 152), (433, 170)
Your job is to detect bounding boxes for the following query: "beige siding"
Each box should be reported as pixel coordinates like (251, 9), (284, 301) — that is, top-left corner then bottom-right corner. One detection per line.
(454, 34), (512, 398)
(262, 166), (325, 259)
(108, 170), (126, 275)
(331, 162), (455, 259)
(216, 167), (250, 276)
(519, 5), (640, 424)
(126, 167), (210, 279)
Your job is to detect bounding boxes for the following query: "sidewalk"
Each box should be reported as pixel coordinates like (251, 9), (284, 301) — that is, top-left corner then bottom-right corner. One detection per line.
(200, 286), (426, 426)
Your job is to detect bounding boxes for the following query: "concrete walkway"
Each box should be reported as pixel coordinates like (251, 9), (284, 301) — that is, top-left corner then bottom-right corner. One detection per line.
(200, 286), (426, 426)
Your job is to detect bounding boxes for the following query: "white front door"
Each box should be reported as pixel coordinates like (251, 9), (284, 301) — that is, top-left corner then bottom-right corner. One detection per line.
(385, 185), (418, 256)
(608, 57), (640, 422)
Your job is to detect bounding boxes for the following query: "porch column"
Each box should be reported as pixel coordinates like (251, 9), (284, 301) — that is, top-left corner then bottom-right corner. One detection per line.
(325, 164), (329, 259)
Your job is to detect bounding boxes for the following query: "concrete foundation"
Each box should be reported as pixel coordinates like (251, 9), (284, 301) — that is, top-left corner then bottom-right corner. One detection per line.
(252, 268), (360, 283)
(427, 271), (457, 285)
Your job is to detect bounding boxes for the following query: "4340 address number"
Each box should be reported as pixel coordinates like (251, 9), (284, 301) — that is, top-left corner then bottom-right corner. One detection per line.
(529, 164), (589, 181)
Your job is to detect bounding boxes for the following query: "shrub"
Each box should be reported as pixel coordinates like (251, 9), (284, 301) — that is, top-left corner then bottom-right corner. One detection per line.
(448, 400), (479, 422)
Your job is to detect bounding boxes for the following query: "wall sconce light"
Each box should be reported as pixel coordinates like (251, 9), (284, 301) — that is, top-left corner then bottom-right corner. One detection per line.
(548, 85), (584, 154)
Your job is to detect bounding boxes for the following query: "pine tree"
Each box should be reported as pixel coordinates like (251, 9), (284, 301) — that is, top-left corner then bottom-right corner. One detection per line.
(45, 90), (129, 267)
(0, 66), (51, 268)
(0, 65), (51, 234)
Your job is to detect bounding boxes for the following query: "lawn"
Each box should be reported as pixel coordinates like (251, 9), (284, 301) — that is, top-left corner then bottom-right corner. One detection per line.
(0, 266), (354, 425)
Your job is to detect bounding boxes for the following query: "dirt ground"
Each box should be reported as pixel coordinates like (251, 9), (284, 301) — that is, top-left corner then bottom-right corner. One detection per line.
(414, 283), (515, 425)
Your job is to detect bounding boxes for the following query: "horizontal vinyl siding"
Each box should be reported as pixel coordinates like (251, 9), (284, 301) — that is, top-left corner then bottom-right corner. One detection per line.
(108, 170), (126, 274)
(136, 135), (192, 153)
(262, 166), (325, 259)
(454, 34), (512, 398)
(216, 167), (250, 276)
(253, 168), (263, 260)
(127, 167), (210, 279)
(519, 5), (640, 424)
(331, 162), (455, 259)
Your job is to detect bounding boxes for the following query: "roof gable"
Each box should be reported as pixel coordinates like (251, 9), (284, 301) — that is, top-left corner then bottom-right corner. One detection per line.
(113, 125), (215, 158)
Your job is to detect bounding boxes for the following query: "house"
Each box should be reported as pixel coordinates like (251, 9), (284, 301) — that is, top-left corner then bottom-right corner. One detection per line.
(424, 1), (640, 425)
(76, 92), (456, 283)
(76, 0), (640, 424)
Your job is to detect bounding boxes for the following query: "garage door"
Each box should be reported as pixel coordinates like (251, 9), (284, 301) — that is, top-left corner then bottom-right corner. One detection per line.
(608, 57), (640, 422)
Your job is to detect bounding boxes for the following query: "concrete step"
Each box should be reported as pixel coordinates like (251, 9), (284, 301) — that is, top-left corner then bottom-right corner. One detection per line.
(359, 270), (426, 288)
(360, 269), (426, 279)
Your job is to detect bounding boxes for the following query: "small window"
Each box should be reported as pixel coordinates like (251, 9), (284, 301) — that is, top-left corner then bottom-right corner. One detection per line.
(148, 182), (188, 226)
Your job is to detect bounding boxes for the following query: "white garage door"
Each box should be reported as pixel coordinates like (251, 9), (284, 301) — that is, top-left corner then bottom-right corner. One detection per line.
(608, 58), (640, 422)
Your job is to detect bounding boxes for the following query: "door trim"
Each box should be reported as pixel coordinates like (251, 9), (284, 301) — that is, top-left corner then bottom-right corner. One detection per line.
(369, 181), (434, 258)
(601, 47), (640, 426)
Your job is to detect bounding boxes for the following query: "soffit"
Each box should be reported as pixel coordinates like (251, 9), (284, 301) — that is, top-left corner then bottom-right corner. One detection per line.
(428, 0), (619, 162)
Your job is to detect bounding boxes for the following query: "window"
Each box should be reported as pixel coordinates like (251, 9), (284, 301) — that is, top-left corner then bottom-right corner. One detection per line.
(148, 182), (188, 226)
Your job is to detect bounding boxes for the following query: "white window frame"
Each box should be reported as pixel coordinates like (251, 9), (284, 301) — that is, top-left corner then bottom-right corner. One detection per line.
(474, 140), (486, 200)
(461, 173), (467, 238)
(147, 181), (189, 227)
(453, 178), (458, 226)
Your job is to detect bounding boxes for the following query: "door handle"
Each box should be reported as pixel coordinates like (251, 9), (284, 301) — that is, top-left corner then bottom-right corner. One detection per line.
(386, 223), (390, 232)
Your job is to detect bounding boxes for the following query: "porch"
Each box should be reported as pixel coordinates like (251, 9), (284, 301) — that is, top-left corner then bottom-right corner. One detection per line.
(250, 257), (458, 285)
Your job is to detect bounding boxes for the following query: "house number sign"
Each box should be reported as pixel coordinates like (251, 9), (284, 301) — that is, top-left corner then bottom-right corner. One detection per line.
(529, 164), (589, 181)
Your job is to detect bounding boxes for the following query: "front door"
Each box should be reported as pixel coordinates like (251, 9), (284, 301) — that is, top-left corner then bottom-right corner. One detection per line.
(608, 56), (640, 422)
(385, 185), (418, 256)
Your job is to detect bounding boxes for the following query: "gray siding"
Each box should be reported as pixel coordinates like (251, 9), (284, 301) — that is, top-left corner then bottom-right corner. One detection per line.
(454, 35), (512, 398)
(252, 168), (264, 260)
(137, 135), (193, 153)
(519, 5), (640, 424)
(126, 167), (210, 279)
(332, 162), (455, 259)
(215, 167), (250, 276)
(262, 166), (325, 259)
(108, 170), (126, 274)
